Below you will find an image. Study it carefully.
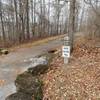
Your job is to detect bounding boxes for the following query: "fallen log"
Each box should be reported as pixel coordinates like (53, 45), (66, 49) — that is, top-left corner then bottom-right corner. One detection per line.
(0, 48), (9, 55)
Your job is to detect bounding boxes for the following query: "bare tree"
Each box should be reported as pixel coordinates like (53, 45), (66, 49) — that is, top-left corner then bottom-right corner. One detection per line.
(84, 0), (100, 38)
(14, 0), (18, 38)
(69, 0), (76, 50)
(26, 0), (30, 39)
(0, 0), (6, 41)
(0, 0), (73, 47)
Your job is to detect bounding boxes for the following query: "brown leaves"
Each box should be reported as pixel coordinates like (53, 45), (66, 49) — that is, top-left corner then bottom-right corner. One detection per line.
(42, 39), (100, 100)
(0, 80), (6, 86)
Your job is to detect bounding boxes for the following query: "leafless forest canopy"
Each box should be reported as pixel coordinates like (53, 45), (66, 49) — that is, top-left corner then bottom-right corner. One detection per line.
(0, 0), (100, 47)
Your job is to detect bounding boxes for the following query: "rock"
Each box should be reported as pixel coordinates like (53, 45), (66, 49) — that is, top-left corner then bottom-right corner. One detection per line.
(15, 72), (43, 99)
(5, 92), (32, 100)
(48, 49), (57, 54)
(0, 48), (9, 55)
(28, 64), (49, 76)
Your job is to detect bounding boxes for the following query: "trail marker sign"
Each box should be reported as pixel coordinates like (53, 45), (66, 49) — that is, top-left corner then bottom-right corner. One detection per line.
(62, 36), (70, 64)
(62, 46), (70, 58)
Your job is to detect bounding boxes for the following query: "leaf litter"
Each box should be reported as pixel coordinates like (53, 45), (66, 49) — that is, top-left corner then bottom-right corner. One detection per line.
(42, 37), (100, 100)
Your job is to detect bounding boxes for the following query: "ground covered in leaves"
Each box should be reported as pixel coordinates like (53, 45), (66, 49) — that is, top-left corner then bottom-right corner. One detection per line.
(42, 36), (100, 100)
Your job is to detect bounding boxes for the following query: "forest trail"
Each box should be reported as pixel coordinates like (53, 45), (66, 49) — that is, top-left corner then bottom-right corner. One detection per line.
(0, 36), (63, 100)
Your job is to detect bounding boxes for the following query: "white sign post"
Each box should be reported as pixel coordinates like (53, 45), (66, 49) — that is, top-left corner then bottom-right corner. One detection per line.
(62, 36), (70, 64)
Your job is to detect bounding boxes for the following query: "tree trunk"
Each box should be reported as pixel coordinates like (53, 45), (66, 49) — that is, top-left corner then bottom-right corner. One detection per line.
(0, 0), (6, 41)
(14, 0), (18, 34)
(33, 0), (36, 37)
(26, 0), (30, 39)
(69, 0), (76, 51)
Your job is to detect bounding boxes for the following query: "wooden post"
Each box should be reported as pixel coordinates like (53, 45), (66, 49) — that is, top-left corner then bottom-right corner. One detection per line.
(62, 36), (70, 64)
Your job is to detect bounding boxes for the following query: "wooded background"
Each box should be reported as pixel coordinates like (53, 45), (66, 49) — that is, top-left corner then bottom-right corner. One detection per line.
(0, 0), (100, 47)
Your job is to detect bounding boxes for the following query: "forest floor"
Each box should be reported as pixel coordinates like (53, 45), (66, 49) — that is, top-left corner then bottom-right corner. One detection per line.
(0, 35), (65, 52)
(0, 34), (64, 100)
(42, 35), (100, 100)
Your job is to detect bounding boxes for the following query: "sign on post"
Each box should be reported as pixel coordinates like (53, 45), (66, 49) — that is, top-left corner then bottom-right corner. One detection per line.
(62, 46), (70, 58)
(62, 36), (70, 64)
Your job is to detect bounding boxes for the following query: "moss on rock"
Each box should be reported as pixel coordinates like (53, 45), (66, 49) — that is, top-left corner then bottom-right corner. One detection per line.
(28, 64), (49, 76)
(5, 92), (32, 100)
(15, 72), (43, 99)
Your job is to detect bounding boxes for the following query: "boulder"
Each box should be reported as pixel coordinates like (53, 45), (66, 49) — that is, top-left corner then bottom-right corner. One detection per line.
(6, 92), (32, 100)
(48, 49), (57, 54)
(0, 48), (9, 55)
(15, 72), (43, 99)
(28, 64), (49, 76)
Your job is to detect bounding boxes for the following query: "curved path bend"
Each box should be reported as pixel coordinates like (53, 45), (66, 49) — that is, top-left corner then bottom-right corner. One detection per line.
(0, 37), (63, 100)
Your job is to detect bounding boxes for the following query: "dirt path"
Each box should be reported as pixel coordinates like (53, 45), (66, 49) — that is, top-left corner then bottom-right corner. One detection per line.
(0, 37), (63, 100)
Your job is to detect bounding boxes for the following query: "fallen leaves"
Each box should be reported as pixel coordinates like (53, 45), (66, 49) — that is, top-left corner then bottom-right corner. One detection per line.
(42, 38), (100, 100)
(0, 80), (6, 86)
